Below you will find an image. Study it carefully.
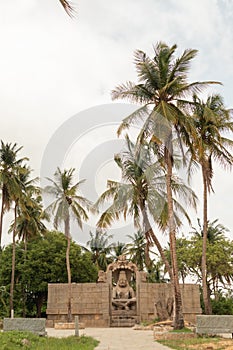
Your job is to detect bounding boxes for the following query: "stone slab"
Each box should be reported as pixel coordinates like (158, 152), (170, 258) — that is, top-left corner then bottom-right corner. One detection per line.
(54, 322), (75, 329)
(3, 318), (47, 336)
(196, 315), (233, 335)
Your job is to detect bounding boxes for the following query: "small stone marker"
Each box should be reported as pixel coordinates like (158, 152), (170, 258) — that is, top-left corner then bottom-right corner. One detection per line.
(75, 316), (79, 336)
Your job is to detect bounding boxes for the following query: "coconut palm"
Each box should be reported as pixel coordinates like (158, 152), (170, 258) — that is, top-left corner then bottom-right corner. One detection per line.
(96, 136), (197, 285)
(0, 141), (27, 247)
(126, 230), (147, 271)
(188, 94), (233, 314)
(111, 42), (218, 328)
(45, 167), (91, 322)
(14, 193), (47, 250)
(85, 229), (113, 270)
(9, 165), (32, 316)
(111, 241), (128, 261)
(9, 184), (47, 317)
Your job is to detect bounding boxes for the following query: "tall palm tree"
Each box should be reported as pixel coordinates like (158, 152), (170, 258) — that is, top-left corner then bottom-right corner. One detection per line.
(96, 136), (197, 285)
(45, 167), (91, 322)
(9, 165), (32, 316)
(188, 95), (233, 314)
(9, 185), (47, 317)
(0, 141), (27, 247)
(112, 42), (218, 328)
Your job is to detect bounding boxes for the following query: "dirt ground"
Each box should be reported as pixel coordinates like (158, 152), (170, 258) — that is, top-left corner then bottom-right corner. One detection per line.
(187, 339), (233, 349)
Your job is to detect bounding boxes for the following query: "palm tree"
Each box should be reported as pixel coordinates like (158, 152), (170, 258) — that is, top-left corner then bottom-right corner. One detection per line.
(8, 167), (45, 317)
(15, 193), (48, 250)
(111, 42), (218, 328)
(9, 165), (32, 317)
(126, 230), (147, 271)
(45, 167), (91, 322)
(111, 241), (128, 261)
(96, 136), (197, 286)
(10, 186), (47, 317)
(85, 229), (113, 270)
(188, 94), (233, 314)
(0, 141), (27, 247)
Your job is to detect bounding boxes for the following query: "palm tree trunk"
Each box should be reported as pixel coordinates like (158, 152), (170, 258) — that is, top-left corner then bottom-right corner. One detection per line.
(166, 150), (184, 329)
(201, 167), (212, 314)
(65, 215), (72, 322)
(141, 207), (173, 281)
(10, 203), (17, 317)
(0, 191), (5, 247)
(22, 236), (27, 317)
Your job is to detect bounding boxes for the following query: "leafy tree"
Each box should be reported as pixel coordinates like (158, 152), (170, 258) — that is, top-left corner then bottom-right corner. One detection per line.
(170, 220), (233, 309)
(45, 167), (91, 321)
(112, 41), (217, 328)
(188, 94), (233, 314)
(211, 292), (233, 315)
(0, 231), (98, 318)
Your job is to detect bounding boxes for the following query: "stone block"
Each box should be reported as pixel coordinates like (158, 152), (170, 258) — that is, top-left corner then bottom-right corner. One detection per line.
(3, 318), (46, 336)
(54, 322), (75, 329)
(196, 315), (233, 335)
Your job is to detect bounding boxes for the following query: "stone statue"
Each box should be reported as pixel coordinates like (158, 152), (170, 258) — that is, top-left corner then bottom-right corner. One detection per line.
(97, 270), (107, 283)
(112, 270), (136, 310)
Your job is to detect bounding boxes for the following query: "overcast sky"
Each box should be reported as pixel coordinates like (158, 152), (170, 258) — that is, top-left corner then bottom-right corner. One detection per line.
(1, 0), (233, 246)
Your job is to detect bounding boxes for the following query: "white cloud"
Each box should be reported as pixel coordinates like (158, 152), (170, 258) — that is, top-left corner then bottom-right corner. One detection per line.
(0, 0), (233, 246)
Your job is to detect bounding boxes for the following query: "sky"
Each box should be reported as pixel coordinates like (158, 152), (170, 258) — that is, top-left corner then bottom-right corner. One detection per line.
(0, 0), (233, 247)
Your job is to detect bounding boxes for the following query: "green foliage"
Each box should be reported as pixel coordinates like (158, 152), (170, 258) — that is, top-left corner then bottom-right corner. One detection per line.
(85, 229), (113, 270)
(165, 220), (233, 296)
(0, 332), (98, 350)
(211, 294), (233, 315)
(0, 231), (98, 318)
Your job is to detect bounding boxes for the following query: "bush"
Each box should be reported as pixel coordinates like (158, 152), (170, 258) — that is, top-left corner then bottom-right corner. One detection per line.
(211, 294), (233, 315)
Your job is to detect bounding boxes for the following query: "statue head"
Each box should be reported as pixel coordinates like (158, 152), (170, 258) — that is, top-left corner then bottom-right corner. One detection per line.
(117, 271), (128, 288)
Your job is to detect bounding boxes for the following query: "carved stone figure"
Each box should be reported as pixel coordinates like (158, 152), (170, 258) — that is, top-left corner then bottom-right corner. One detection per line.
(97, 270), (107, 283)
(112, 270), (136, 310)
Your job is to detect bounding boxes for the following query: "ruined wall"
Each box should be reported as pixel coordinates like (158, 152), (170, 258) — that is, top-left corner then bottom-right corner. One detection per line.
(138, 281), (202, 324)
(47, 279), (201, 327)
(46, 283), (110, 327)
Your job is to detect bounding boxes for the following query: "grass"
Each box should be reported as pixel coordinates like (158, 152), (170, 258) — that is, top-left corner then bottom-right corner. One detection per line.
(0, 331), (99, 350)
(158, 336), (230, 350)
(170, 327), (193, 333)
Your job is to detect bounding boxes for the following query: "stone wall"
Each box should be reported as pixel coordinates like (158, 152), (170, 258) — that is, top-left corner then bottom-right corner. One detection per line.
(47, 280), (201, 327)
(138, 281), (201, 324)
(46, 283), (110, 327)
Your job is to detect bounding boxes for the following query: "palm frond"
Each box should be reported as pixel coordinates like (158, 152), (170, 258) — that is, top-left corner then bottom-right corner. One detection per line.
(59, 0), (76, 17)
